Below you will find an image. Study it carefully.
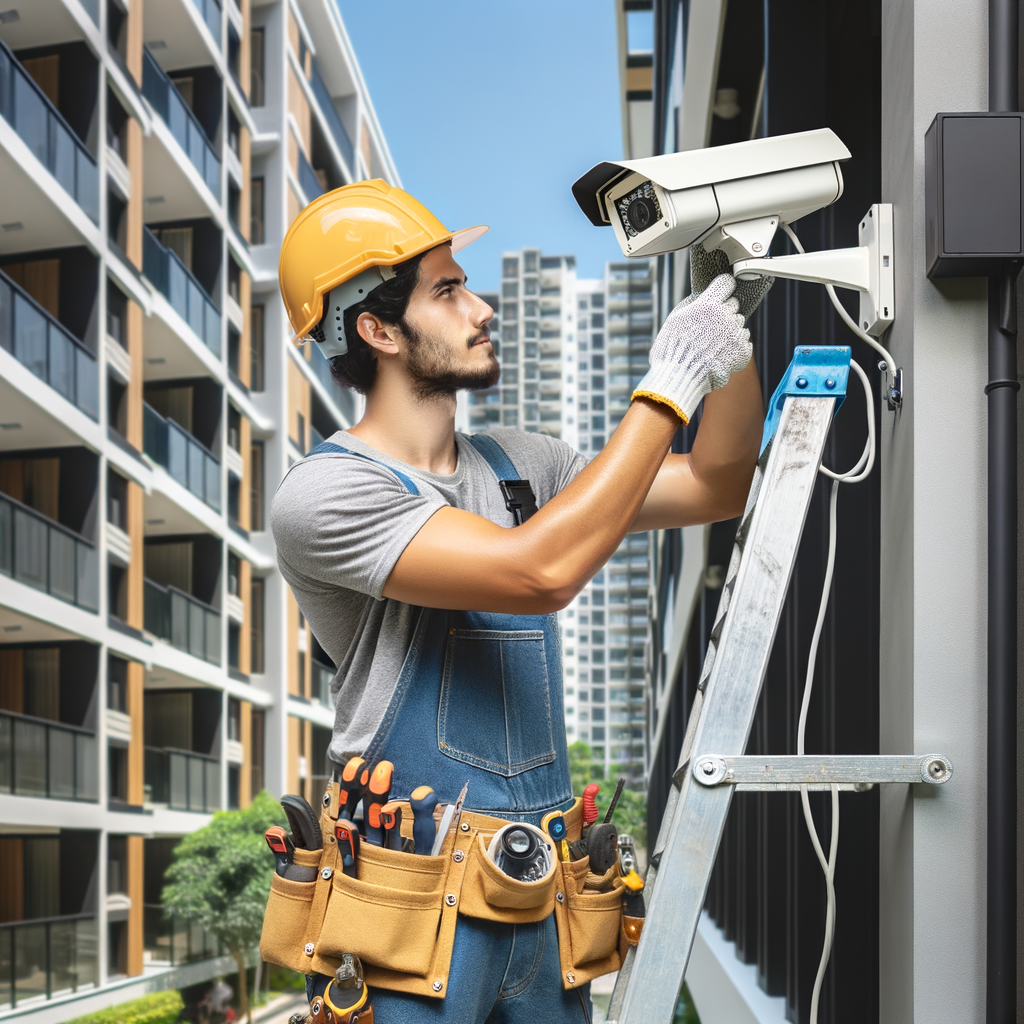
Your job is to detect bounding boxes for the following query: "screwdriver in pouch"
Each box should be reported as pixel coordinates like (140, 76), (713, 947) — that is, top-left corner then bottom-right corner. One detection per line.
(334, 819), (360, 878)
(379, 801), (403, 851)
(409, 785), (438, 855)
(364, 761), (394, 846)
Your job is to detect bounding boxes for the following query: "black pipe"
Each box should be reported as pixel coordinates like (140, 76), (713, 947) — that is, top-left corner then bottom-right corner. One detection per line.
(987, 2), (1019, 1022)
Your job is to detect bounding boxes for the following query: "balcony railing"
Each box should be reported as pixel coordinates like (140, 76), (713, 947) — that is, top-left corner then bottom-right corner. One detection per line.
(0, 270), (99, 421)
(144, 746), (220, 811)
(0, 39), (99, 223)
(0, 492), (99, 612)
(141, 49), (221, 196)
(0, 710), (98, 802)
(0, 915), (97, 1010)
(143, 227), (222, 355)
(310, 659), (336, 711)
(143, 401), (221, 510)
(297, 147), (324, 202)
(188, 0), (222, 48)
(144, 578), (221, 664)
(144, 904), (218, 965)
(306, 48), (355, 173)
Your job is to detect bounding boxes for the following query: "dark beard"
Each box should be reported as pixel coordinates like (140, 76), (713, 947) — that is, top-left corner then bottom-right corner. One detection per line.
(402, 321), (500, 401)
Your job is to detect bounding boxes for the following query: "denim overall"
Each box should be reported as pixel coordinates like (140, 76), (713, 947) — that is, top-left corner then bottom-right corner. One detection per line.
(307, 434), (591, 1023)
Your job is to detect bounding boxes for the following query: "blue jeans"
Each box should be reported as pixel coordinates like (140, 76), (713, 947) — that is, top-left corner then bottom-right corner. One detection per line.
(308, 915), (591, 1024)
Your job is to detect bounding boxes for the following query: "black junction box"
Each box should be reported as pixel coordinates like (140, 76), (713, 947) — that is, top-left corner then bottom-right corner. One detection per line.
(925, 112), (1024, 277)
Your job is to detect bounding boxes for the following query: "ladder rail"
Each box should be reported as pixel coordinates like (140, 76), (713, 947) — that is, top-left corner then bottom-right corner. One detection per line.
(610, 394), (836, 1024)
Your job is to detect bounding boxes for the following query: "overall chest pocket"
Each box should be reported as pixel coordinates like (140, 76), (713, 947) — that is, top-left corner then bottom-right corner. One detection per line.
(438, 629), (556, 776)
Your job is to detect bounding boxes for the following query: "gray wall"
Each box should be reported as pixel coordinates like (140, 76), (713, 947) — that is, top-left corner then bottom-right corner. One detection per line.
(880, 1), (991, 1022)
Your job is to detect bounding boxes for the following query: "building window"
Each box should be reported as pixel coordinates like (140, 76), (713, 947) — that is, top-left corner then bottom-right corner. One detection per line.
(228, 697), (241, 741)
(229, 621), (241, 671)
(251, 576), (265, 673)
(251, 440), (265, 530)
(107, 469), (128, 529)
(228, 764), (240, 809)
(502, 258), (518, 278)
(107, 279), (128, 348)
(108, 835), (127, 894)
(108, 655), (128, 713)
(108, 744), (128, 804)
(250, 27), (265, 106)
(228, 257), (241, 304)
(251, 305), (265, 391)
(251, 177), (265, 244)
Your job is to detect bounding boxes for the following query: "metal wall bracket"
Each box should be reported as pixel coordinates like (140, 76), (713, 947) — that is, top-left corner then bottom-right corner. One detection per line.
(691, 753), (954, 790)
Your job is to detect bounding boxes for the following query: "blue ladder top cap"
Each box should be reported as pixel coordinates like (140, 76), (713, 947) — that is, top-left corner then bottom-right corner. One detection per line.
(760, 346), (851, 455)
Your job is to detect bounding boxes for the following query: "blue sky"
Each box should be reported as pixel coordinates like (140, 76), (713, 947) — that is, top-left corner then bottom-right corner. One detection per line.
(335, 0), (626, 294)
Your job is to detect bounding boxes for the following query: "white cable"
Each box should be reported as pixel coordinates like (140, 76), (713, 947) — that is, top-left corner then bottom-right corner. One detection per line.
(781, 222), (898, 383)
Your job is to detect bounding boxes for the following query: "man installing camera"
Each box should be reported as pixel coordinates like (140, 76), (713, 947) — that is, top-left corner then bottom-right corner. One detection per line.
(269, 179), (771, 1023)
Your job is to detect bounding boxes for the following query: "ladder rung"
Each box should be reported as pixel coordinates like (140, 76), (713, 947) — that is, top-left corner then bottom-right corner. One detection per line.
(691, 753), (954, 787)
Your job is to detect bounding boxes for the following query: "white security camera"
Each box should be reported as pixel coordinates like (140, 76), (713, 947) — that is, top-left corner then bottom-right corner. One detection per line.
(573, 128), (894, 338)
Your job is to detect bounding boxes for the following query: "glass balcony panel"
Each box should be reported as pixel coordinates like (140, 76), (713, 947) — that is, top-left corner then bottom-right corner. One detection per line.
(0, 498), (11, 576)
(75, 343), (99, 421)
(0, 929), (10, 1011)
(204, 155), (219, 198)
(143, 403), (168, 467)
(13, 72), (47, 163)
(204, 455), (220, 511)
(48, 921), (75, 997)
(187, 755), (203, 809)
(74, 918), (98, 991)
(205, 305), (221, 356)
(144, 580), (170, 640)
(188, 601), (205, 659)
(187, 120), (205, 176)
(167, 424), (188, 487)
(0, 276), (10, 353)
(145, 747), (169, 803)
(14, 509), (47, 590)
(49, 724), (74, 798)
(167, 89), (188, 151)
(76, 541), (99, 611)
(186, 278), (205, 340)
(0, 716), (10, 792)
(205, 610), (220, 664)
(170, 591), (189, 650)
(14, 294), (47, 380)
(187, 438), (203, 499)
(169, 751), (188, 808)
(76, 733), (98, 800)
(204, 0), (222, 47)
(47, 326), (74, 403)
(50, 119), (76, 198)
(13, 719), (46, 797)
(168, 257), (188, 322)
(76, 150), (99, 223)
(204, 759), (219, 811)
(14, 923), (47, 1004)
(171, 918), (188, 963)
(309, 59), (355, 172)
(48, 529), (76, 604)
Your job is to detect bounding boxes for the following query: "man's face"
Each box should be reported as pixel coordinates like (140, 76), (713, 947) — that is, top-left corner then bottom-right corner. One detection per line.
(393, 245), (498, 399)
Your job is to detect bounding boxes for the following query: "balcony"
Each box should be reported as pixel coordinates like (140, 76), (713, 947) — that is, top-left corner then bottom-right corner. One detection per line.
(188, 0), (222, 49)
(144, 905), (218, 965)
(0, 710), (98, 801)
(144, 746), (220, 811)
(297, 37), (355, 174)
(0, 270), (99, 422)
(0, 915), (97, 1010)
(144, 578), (221, 664)
(310, 659), (336, 712)
(0, 39), (99, 223)
(0, 492), (99, 612)
(142, 49), (220, 198)
(143, 401), (221, 511)
(298, 146), (324, 202)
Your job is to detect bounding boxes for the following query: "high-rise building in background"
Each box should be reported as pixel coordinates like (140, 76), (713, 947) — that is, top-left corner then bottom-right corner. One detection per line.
(469, 253), (655, 785)
(0, 0), (395, 1016)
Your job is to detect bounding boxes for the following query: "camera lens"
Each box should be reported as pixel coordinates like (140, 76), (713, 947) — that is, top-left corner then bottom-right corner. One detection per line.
(627, 197), (656, 232)
(506, 829), (531, 855)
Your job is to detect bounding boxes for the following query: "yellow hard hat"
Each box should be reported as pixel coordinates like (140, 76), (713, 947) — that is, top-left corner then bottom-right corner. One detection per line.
(278, 179), (488, 356)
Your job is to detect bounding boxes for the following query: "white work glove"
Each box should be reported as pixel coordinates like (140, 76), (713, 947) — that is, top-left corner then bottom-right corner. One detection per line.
(632, 242), (774, 424)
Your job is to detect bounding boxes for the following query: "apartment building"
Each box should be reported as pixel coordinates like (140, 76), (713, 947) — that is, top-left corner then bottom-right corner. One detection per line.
(0, 0), (396, 1018)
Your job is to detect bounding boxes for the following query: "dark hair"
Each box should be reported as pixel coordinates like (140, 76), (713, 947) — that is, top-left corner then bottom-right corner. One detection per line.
(317, 250), (430, 394)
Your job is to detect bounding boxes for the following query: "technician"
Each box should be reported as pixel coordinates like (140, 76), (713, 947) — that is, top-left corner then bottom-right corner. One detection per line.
(271, 180), (772, 1023)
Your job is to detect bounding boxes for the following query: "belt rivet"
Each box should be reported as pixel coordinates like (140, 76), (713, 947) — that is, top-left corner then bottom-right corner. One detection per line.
(566, 971), (576, 984)
(304, 943), (315, 957)
(433, 980), (444, 992)
(452, 850), (465, 863)
(460, 822), (470, 832)
(321, 867), (333, 880)
(556, 891), (564, 903)
(445, 893), (457, 906)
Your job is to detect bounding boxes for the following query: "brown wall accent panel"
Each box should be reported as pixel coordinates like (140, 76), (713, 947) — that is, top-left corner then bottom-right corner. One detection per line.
(240, 700), (252, 807)
(287, 715), (300, 797)
(126, 298), (144, 449)
(21, 56), (58, 105)
(287, 358), (310, 449)
(288, 68), (311, 157)
(0, 650), (23, 714)
(0, 838), (24, 922)
(126, 835), (144, 975)
(126, 481), (144, 630)
(127, 660), (144, 806)
(126, 0), (143, 84)
(126, 119), (143, 270)
(239, 558), (252, 674)
(239, 415), (251, 532)
(239, 271), (252, 388)
(5, 259), (60, 318)
(240, 127), (252, 245)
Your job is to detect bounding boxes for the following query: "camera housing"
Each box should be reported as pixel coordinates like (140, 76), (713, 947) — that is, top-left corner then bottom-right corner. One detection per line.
(572, 128), (850, 260)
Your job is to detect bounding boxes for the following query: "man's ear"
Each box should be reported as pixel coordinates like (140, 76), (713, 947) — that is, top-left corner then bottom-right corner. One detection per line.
(356, 313), (400, 355)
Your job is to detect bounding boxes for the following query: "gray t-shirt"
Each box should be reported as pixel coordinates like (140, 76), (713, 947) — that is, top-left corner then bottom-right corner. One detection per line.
(271, 429), (587, 760)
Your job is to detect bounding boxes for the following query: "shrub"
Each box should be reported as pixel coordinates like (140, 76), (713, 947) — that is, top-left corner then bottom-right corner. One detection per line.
(66, 990), (184, 1024)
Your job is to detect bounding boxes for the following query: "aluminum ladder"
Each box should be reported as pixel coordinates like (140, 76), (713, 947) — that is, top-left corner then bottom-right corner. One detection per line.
(607, 346), (953, 1024)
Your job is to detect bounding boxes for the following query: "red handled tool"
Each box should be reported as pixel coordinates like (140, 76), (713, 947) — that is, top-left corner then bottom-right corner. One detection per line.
(569, 783), (602, 860)
(265, 826), (293, 877)
(364, 761), (394, 846)
(335, 819), (361, 878)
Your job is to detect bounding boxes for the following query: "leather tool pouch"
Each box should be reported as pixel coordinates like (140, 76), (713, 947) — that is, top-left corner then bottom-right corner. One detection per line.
(259, 799), (626, 997)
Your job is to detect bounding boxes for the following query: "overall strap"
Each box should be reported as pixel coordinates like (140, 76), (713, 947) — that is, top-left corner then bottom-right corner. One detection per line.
(467, 433), (539, 525)
(306, 441), (420, 496)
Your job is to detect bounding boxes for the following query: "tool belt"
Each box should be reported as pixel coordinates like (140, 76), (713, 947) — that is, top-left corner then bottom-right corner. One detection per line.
(260, 798), (627, 999)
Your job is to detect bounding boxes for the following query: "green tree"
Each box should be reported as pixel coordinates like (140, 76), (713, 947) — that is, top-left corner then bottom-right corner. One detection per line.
(161, 791), (286, 1024)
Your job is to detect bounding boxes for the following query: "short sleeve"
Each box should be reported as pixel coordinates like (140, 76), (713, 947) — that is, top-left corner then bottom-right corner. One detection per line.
(271, 454), (448, 600)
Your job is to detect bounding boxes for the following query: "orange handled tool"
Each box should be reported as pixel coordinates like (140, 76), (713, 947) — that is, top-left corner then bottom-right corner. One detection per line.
(379, 801), (404, 851)
(364, 761), (394, 846)
(340, 756), (369, 822)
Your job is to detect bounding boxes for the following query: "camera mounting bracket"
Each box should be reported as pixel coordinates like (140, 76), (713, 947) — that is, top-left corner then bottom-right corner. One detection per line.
(730, 203), (895, 338)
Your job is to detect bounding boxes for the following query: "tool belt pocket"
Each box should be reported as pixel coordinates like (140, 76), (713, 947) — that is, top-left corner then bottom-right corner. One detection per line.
(259, 851), (320, 973)
(553, 855), (625, 988)
(318, 841), (449, 978)
(458, 833), (559, 922)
